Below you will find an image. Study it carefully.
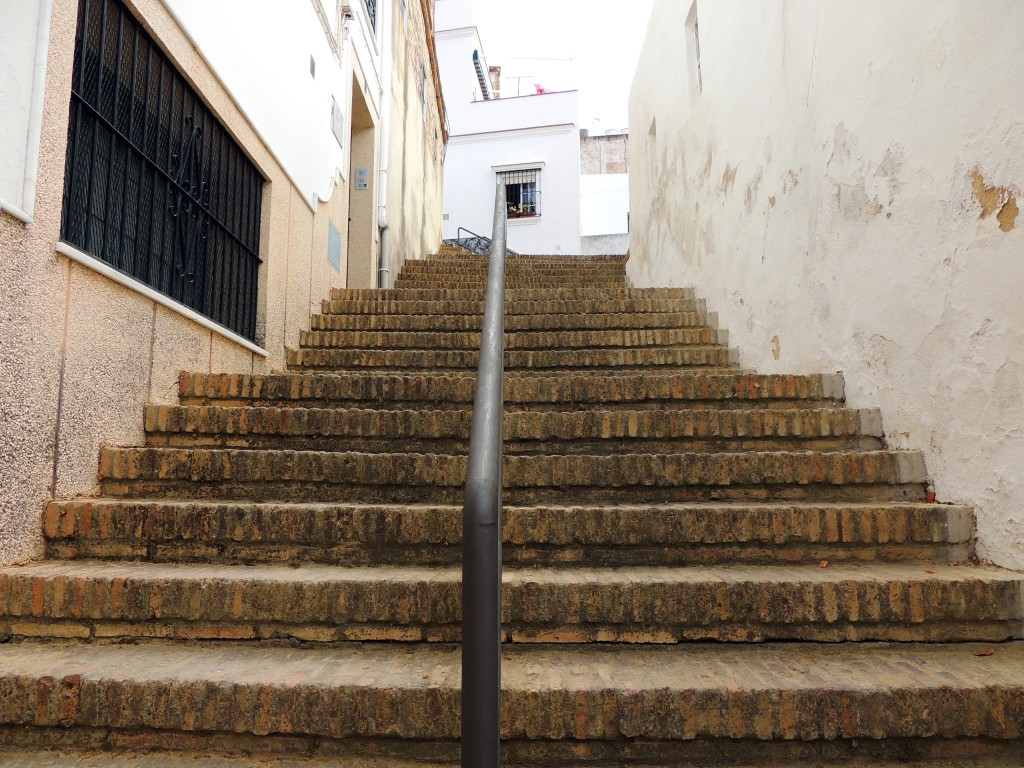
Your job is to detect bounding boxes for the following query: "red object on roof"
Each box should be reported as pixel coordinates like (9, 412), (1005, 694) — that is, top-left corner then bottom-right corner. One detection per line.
(534, 84), (547, 94)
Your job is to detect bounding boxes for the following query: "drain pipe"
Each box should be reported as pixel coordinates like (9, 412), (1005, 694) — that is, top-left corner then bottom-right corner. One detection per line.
(375, 0), (394, 288)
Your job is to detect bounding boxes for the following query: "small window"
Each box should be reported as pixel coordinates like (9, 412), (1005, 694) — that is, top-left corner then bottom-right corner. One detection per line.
(310, 55), (316, 79)
(498, 169), (541, 219)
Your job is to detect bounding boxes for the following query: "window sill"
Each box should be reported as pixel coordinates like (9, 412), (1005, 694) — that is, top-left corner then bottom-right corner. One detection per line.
(507, 216), (542, 226)
(0, 200), (33, 225)
(55, 240), (269, 358)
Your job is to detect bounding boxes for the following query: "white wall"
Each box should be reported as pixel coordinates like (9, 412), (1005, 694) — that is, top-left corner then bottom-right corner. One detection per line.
(435, 26), (489, 129)
(581, 173), (629, 237)
(165, 0), (361, 207)
(629, 0), (1024, 568)
(0, 0), (51, 219)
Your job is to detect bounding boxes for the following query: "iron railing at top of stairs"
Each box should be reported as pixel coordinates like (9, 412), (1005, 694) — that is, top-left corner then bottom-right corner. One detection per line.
(461, 182), (508, 768)
(444, 227), (519, 257)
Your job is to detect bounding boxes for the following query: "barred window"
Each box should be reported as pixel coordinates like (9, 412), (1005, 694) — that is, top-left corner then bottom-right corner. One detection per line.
(499, 168), (541, 219)
(61, 0), (264, 340)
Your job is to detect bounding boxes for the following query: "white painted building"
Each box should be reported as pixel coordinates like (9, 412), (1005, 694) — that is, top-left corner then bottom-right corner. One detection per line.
(628, 0), (1024, 568)
(435, 0), (583, 254)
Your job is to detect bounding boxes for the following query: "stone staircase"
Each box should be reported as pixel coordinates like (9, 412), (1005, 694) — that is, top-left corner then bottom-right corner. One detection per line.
(2, 250), (1023, 766)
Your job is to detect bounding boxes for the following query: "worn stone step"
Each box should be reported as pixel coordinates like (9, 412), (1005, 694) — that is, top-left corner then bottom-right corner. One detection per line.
(430, 252), (627, 264)
(391, 279), (627, 291)
(43, 500), (975, 566)
(328, 287), (696, 303)
(1, 560), (1017, 644)
(309, 310), (715, 332)
(402, 258), (627, 270)
(1, 753), (1020, 768)
(97, 448), (927, 504)
(298, 327), (727, 351)
(0, 753), (455, 768)
(287, 346), (739, 372)
(2, 641), (1024, 762)
(142, 405), (883, 454)
(321, 296), (706, 316)
(179, 372), (846, 410)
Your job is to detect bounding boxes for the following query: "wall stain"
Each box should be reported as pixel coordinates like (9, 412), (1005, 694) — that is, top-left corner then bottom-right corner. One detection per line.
(722, 165), (738, 193)
(771, 335), (781, 361)
(971, 168), (1018, 232)
(783, 170), (800, 193)
(835, 182), (884, 222)
(768, 195), (777, 208)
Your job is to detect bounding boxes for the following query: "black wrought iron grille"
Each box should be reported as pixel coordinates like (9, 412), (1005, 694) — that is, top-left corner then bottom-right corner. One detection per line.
(498, 169), (540, 219)
(61, 0), (264, 341)
(365, 0), (377, 31)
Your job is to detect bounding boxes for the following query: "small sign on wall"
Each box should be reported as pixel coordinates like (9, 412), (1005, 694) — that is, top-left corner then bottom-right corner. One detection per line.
(328, 221), (341, 272)
(355, 168), (369, 190)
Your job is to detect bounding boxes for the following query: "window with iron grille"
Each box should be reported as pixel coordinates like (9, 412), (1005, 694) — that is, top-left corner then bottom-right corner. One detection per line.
(61, 0), (264, 341)
(498, 169), (541, 219)
(365, 0), (377, 31)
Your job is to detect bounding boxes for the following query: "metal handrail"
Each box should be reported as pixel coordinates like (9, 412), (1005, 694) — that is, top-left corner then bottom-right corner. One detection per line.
(461, 182), (507, 768)
(457, 226), (490, 242)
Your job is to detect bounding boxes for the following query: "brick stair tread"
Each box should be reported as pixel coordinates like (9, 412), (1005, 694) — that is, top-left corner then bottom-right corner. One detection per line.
(286, 347), (739, 371)
(297, 328), (726, 351)
(179, 372), (846, 408)
(319, 298), (705, 316)
(309, 311), (714, 332)
(3, 641), (1024, 741)
(328, 287), (696, 302)
(98, 447), (927, 487)
(3, 561), (1018, 643)
(0, 754), (450, 768)
(143, 405), (881, 443)
(43, 499), (974, 567)
(5, 757), (1017, 768)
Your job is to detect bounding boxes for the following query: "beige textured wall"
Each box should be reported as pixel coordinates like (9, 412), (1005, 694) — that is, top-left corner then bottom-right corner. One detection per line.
(0, 0), (349, 566)
(629, 0), (1024, 568)
(385, 0), (445, 282)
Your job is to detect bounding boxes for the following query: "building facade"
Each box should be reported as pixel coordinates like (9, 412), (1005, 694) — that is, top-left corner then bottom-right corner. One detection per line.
(0, 0), (445, 566)
(628, 0), (1024, 567)
(435, 0), (582, 254)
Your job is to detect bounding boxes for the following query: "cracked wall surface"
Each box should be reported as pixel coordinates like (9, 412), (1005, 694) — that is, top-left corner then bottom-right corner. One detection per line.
(629, 0), (1024, 567)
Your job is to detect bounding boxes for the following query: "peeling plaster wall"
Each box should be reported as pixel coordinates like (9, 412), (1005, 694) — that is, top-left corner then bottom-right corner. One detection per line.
(0, 0), (350, 566)
(629, 0), (1024, 567)
(385, 0), (445, 283)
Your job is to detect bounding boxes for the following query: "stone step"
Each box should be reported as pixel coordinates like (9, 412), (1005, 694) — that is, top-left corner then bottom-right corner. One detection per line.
(1, 561), (1018, 644)
(297, 327), (727, 351)
(142, 405), (883, 454)
(391, 279), (628, 291)
(402, 258), (627, 270)
(0, 754), (455, 768)
(2, 641), (1024, 762)
(286, 346), (739, 372)
(179, 372), (847, 410)
(321, 296), (706, 316)
(97, 448), (927, 504)
(430, 253), (627, 264)
(43, 500), (975, 566)
(309, 310), (715, 332)
(1, 753), (1021, 768)
(329, 286), (695, 302)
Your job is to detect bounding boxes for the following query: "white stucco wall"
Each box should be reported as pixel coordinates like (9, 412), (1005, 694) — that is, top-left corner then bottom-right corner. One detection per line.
(165, 0), (360, 206)
(0, 0), (50, 218)
(581, 173), (629, 237)
(629, 0), (1024, 567)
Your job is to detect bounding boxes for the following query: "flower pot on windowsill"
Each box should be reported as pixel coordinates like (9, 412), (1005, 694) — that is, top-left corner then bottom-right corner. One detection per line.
(507, 210), (538, 219)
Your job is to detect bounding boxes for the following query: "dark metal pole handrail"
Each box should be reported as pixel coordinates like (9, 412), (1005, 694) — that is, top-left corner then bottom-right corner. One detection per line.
(461, 182), (507, 768)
